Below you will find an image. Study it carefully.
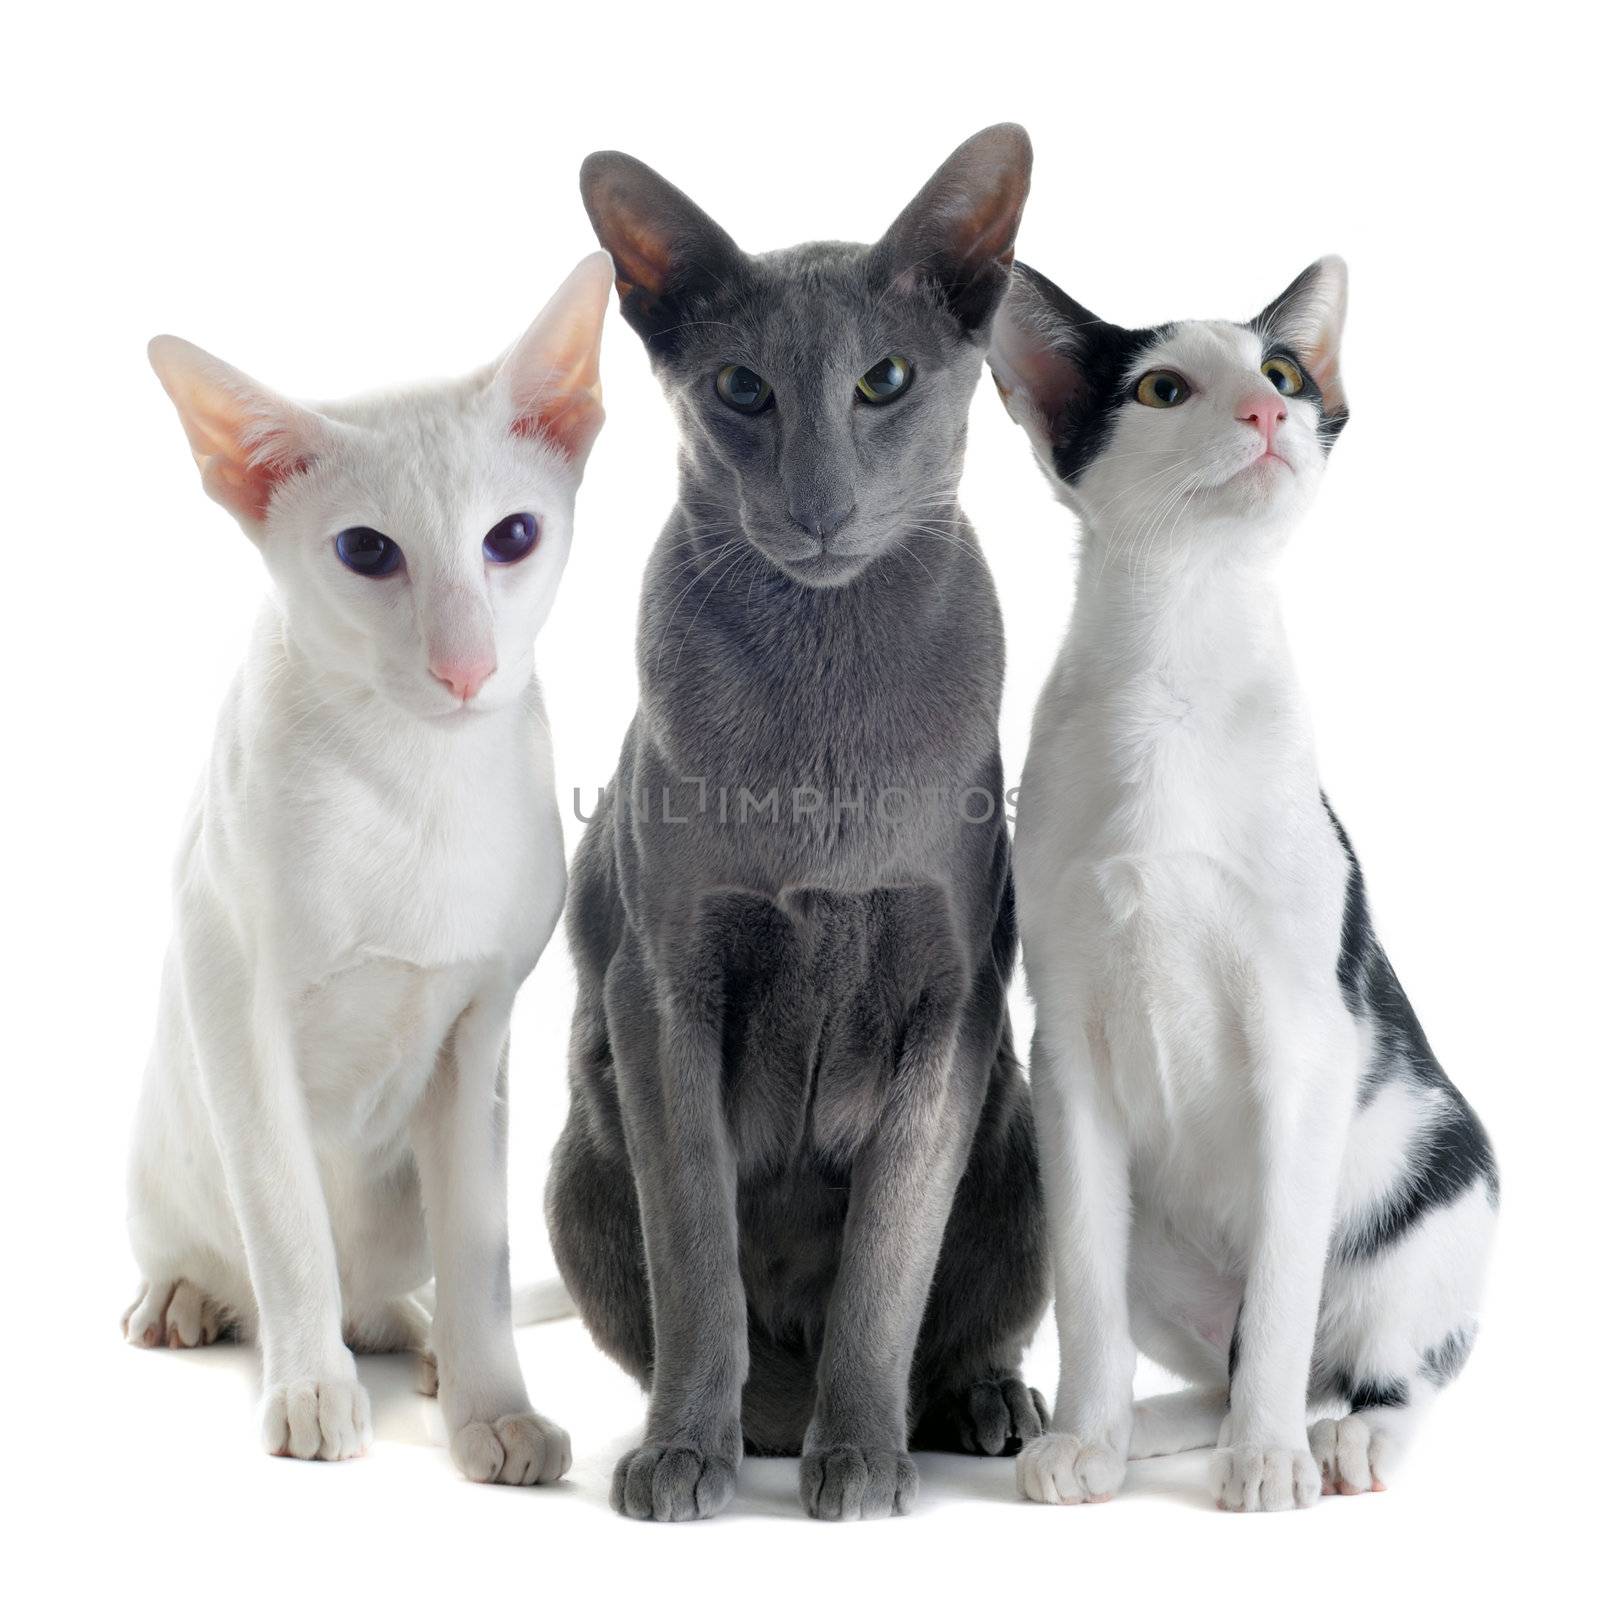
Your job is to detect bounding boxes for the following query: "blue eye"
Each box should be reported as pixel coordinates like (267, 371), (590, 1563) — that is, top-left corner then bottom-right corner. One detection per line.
(484, 513), (539, 565)
(335, 526), (403, 577)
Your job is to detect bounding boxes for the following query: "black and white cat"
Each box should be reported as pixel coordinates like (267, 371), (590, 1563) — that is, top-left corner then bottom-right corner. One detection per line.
(988, 258), (1497, 1511)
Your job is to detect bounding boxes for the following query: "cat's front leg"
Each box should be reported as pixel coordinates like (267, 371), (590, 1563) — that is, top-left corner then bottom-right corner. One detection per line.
(1016, 1023), (1137, 1506)
(1212, 1020), (1354, 1513)
(801, 996), (971, 1522)
(609, 943), (746, 1522)
(411, 984), (568, 1487)
(181, 907), (369, 1460)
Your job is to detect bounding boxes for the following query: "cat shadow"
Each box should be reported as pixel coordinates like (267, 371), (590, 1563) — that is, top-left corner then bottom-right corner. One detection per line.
(914, 1447), (1216, 1513)
(143, 1340), (1217, 1513)
(152, 1339), (443, 1453)
(583, 1431), (1218, 1520)
(358, 1352), (439, 1448)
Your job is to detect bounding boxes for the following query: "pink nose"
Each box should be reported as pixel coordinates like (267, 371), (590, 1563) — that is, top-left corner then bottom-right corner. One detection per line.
(430, 656), (496, 702)
(1236, 392), (1287, 446)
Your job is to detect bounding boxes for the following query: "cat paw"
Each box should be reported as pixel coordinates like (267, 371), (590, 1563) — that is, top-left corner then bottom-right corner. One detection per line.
(1209, 1441), (1321, 1511)
(800, 1445), (918, 1521)
(259, 1374), (372, 1461)
(925, 1377), (1048, 1456)
(610, 1442), (739, 1521)
(416, 1349), (439, 1397)
(1016, 1433), (1126, 1505)
(452, 1412), (570, 1486)
(122, 1280), (226, 1349)
(1309, 1415), (1391, 1496)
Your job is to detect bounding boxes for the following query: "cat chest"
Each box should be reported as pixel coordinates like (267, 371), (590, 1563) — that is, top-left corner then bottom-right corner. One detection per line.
(1027, 850), (1271, 1119)
(280, 801), (564, 972)
(1029, 837), (1349, 1180)
(293, 957), (482, 1152)
(701, 882), (969, 1169)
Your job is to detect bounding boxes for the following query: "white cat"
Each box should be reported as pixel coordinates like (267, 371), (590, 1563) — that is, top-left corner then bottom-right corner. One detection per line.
(123, 252), (613, 1482)
(989, 258), (1496, 1512)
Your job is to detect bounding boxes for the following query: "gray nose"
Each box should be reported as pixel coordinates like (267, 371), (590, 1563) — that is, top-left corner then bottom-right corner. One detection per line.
(789, 500), (858, 542)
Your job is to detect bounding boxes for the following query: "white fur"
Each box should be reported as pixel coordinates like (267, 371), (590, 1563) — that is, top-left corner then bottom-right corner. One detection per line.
(124, 253), (612, 1482)
(998, 267), (1493, 1511)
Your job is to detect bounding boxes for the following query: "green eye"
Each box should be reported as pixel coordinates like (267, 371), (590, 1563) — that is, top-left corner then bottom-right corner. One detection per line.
(856, 355), (912, 404)
(715, 364), (773, 414)
(1262, 355), (1305, 395)
(1135, 370), (1190, 408)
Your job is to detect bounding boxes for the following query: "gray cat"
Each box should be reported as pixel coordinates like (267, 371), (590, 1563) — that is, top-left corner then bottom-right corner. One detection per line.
(546, 126), (1048, 1523)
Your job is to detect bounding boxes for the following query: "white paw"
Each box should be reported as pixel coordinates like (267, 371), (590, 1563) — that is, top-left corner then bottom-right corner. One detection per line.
(1310, 1414), (1392, 1496)
(1209, 1441), (1321, 1512)
(260, 1374), (373, 1461)
(1016, 1432), (1126, 1505)
(451, 1412), (571, 1486)
(123, 1280), (225, 1349)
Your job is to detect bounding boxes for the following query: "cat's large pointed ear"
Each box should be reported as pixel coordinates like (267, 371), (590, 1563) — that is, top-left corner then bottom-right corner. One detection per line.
(988, 262), (1104, 461)
(579, 151), (744, 351)
(1253, 256), (1349, 419)
(497, 250), (613, 466)
(875, 123), (1033, 335)
(148, 336), (325, 531)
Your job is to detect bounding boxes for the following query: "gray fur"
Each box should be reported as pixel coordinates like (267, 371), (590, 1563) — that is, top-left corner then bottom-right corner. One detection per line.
(547, 126), (1048, 1522)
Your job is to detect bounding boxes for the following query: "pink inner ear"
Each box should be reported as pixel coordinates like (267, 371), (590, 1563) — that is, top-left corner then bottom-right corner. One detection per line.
(990, 309), (1085, 425)
(497, 252), (611, 464)
(206, 437), (314, 522)
(949, 196), (1021, 273)
(510, 391), (603, 460)
(150, 337), (320, 524)
(191, 399), (317, 521)
(1305, 331), (1343, 408)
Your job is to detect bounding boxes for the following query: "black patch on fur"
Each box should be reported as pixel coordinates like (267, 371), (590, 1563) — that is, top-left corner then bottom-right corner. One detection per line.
(1252, 335), (1346, 452)
(1007, 265), (1169, 485)
(1248, 260), (1349, 448)
(1324, 798), (1499, 1263)
(1049, 324), (1169, 485)
(1339, 1372), (1411, 1412)
(1227, 1304), (1243, 1395)
(1007, 260), (1350, 485)
(1421, 1326), (1476, 1387)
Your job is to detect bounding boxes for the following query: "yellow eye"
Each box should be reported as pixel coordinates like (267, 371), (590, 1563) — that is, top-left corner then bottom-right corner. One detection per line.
(1262, 356), (1305, 396)
(1135, 370), (1190, 408)
(857, 354), (912, 403)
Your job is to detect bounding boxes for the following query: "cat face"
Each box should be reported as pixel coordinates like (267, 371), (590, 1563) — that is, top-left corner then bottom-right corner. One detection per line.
(579, 125), (1031, 588)
(990, 258), (1348, 556)
(150, 253), (612, 722)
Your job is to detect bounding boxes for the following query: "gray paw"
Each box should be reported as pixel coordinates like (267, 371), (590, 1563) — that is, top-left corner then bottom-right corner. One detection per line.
(610, 1442), (738, 1521)
(922, 1376), (1048, 1456)
(800, 1445), (918, 1521)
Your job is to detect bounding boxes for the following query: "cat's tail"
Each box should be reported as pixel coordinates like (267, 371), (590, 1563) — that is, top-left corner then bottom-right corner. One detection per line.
(1129, 1388), (1228, 1459)
(513, 1278), (578, 1325)
(411, 1278), (578, 1326)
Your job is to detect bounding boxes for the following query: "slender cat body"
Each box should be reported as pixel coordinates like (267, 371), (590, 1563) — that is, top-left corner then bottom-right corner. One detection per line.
(990, 259), (1495, 1511)
(123, 255), (612, 1480)
(548, 128), (1049, 1522)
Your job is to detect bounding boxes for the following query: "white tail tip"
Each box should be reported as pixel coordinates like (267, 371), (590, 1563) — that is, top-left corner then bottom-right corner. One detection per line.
(513, 1278), (578, 1325)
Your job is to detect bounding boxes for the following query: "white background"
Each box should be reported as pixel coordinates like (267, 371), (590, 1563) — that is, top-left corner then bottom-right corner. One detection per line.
(5, 4), (1593, 1594)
